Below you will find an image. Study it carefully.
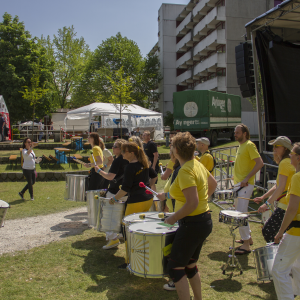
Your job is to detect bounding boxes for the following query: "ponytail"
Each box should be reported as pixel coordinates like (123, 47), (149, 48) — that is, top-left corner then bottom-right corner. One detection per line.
(121, 142), (150, 169)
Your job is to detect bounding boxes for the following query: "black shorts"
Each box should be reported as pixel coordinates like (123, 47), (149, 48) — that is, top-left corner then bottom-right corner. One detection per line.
(170, 212), (213, 266)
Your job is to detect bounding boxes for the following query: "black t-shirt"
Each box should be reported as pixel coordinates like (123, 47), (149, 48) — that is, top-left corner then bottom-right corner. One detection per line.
(149, 167), (157, 179)
(121, 161), (153, 204)
(108, 155), (128, 194)
(143, 140), (159, 171)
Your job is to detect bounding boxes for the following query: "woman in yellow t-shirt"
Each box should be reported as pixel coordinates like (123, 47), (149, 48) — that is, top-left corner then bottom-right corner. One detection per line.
(162, 132), (217, 297)
(84, 132), (103, 190)
(272, 142), (300, 300)
(254, 136), (295, 243)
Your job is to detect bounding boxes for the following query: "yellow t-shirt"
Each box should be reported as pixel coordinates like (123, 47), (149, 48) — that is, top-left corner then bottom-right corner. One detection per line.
(276, 158), (295, 205)
(166, 159), (175, 171)
(169, 159), (210, 216)
(199, 151), (214, 173)
(285, 172), (300, 236)
(90, 146), (104, 168)
(233, 140), (260, 185)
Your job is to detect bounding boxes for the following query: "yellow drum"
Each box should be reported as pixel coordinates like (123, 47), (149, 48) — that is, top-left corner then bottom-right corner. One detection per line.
(128, 221), (178, 278)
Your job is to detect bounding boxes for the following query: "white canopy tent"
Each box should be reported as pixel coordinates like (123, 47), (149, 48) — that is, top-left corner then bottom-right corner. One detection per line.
(64, 103), (164, 139)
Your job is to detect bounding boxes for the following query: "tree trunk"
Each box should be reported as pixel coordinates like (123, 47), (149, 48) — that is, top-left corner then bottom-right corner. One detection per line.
(120, 104), (122, 139)
(31, 104), (35, 142)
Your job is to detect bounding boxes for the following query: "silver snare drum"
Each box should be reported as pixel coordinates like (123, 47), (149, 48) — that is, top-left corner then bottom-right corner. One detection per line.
(86, 190), (106, 228)
(219, 210), (248, 227)
(128, 221), (178, 278)
(253, 244), (279, 281)
(96, 198), (125, 233)
(0, 200), (10, 227)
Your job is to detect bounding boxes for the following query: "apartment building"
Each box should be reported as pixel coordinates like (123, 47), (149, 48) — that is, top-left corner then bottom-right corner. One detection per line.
(152, 0), (277, 116)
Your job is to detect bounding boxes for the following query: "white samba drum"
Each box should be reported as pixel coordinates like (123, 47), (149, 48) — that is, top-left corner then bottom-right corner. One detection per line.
(253, 244), (279, 281)
(128, 221), (178, 278)
(215, 190), (233, 201)
(96, 197), (125, 233)
(219, 210), (248, 227)
(0, 200), (10, 227)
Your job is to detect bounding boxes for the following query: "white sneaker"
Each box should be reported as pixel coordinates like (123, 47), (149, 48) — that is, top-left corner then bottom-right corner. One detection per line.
(30, 197), (34, 201)
(163, 281), (176, 291)
(103, 239), (120, 250)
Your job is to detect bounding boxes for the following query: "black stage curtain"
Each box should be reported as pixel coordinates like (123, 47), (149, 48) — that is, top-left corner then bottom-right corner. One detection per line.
(255, 30), (300, 145)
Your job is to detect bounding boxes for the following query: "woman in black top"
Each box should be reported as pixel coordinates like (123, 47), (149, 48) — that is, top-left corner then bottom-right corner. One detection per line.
(109, 141), (153, 269)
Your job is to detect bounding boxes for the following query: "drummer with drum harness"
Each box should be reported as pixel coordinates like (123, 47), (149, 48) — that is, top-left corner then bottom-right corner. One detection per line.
(195, 137), (215, 174)
(272, 142), (300, 300)
(233, 124), (263, 255)
(95, 139), (128, 250)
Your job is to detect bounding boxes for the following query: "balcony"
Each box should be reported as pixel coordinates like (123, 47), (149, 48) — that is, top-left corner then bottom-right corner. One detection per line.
(193, 0), (220, 21)
(193, 6), (226, 41)
(176, 12), (195, 37)
(176, 51), (193, 69)
(176, 32), (193, 52)
(194, 76), (226, 92)
(193, 29), (226, 58)
(176, 70), (193, 86)
(177, 0), (198, 20)
(193, 52), (226, 78)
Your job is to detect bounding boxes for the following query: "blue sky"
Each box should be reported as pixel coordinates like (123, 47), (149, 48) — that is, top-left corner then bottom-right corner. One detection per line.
(1, 0), (189, 56)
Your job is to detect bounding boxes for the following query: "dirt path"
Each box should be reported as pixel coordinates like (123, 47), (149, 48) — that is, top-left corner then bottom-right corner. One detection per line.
(0, 207), (89, 255)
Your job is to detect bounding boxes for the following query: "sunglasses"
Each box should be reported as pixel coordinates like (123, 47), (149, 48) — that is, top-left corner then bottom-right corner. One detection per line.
(290, 151), (299, 156)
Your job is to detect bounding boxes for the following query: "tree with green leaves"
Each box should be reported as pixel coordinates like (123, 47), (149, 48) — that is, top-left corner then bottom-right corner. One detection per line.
(107, 67), (135, 138)
(40, 26), (90, 108)
(72, 33), (161, 109)
(0, 13), (54, 122)
(19, 61), (49, 140)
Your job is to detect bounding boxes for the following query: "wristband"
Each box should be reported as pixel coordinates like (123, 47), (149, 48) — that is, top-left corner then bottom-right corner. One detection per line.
(265, 201), (273, 212)
(97, 168), (101, 174)
(104, 164), (107, 168)
(113, 196), (118, 202)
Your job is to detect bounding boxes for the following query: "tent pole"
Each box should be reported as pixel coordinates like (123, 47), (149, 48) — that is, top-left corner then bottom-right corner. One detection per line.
(251, 31), (263, 153)
(88, 111), (92, 134)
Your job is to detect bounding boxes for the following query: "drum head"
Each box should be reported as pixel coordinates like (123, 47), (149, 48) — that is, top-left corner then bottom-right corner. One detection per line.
(123, 212), (164, 223)
(220, 210), (248, 218)
(0, 200), (9, 208)
(129, 221), (178, 234)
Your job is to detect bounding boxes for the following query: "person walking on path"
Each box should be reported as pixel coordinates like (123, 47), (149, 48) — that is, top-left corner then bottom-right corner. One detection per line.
(19, 137), (38, 201)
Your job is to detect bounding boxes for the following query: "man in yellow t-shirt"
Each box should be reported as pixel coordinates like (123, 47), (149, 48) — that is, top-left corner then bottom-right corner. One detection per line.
(196, 137), (214, 173)
(273, 143), (300, 300)
(233, 124), (263, 255)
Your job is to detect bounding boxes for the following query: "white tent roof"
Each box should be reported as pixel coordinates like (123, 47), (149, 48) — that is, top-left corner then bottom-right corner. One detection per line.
(65, 103), (161, 121)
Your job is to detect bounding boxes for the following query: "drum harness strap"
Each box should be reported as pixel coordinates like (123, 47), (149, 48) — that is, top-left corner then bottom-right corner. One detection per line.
(287, 221), (300, 230)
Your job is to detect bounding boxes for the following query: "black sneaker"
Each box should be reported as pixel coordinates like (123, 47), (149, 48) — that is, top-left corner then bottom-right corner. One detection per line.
(18, 192), (24, 200)
(118, 263), (128, 270)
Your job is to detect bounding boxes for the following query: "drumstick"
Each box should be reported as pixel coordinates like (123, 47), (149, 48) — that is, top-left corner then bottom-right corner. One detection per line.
(242, 210), (259, 214)
(159, 163), (164, 175)
(139, 182), (158, 196)
(239, 197), (256, 201)
(90, 150), (96, 167)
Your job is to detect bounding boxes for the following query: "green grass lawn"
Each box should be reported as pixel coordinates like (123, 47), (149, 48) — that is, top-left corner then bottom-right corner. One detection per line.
(0, 203), (276, 300)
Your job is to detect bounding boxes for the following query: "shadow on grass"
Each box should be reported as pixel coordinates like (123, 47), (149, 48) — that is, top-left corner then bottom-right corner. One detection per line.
(248, 281), (277, 300)
(72, 237), (171, 300)
(8, 199), (26, 206)
(210, 277), (242, 292)
(50, 221), (90, 238)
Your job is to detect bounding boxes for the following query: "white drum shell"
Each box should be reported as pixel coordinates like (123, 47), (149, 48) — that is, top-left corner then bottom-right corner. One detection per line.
(215, 190), (233, 200)
(253, 244), (279, 281)
(127, 222), (178, 278)
(0, 200), (9, 228)
(96, 198), (125, 233)
(65, 174), (88, 202)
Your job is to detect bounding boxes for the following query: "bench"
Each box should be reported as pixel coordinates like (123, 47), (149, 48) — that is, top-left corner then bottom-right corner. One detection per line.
(62, 142), (71, 148)
(9, 155), (18, 166)
(72, 154), (83, 168)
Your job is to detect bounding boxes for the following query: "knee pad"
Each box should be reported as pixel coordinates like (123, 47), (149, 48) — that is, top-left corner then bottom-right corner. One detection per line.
(167, 260), (186, 283)
(185, 265), (198, 279)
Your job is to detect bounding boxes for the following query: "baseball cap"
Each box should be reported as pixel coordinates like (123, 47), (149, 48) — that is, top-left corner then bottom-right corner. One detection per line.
(195, 137), (210, 146)
(268, 136), (293, 150)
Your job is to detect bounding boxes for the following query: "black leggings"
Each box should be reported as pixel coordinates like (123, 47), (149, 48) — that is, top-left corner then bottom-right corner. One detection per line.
(262, 207), (285, 243)
(21, 169), (36, 198)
